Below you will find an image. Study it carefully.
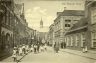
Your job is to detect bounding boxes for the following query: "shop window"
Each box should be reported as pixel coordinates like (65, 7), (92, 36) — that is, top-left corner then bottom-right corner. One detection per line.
(91, 32), (96, 48)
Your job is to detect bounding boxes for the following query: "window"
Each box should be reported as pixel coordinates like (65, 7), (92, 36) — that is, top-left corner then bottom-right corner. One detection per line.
(70, 36), (73, 46)
(6, 11), (9, 25)
(2, 15), (5, 24)
(65, 24), (70, 27)
(73, 20), (79, 25)
(66, 36), (70, 46)
(75, 35), (79, 46)
(91, 8), (96, 24)
(91, 32), (96, 48)
(81, 33), (85, 47)
(65, 20), (71, 22)
(65, 19), (71, 27)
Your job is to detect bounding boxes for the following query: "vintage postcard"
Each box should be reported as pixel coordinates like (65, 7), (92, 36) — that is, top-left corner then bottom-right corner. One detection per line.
(0, 0), (96, 63)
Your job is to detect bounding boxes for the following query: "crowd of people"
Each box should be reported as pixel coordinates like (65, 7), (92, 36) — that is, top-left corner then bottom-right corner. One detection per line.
(12, 44), (48, 62)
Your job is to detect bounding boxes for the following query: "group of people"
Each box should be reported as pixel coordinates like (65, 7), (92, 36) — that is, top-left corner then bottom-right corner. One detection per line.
(32, 44), (47, 53)
(53, 42), (67, 53)
(12, 44), (30, 62)
(12, 44), (48, 62)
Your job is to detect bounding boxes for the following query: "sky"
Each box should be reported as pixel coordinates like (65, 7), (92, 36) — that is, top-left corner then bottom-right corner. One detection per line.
(16, 0), (85, 32)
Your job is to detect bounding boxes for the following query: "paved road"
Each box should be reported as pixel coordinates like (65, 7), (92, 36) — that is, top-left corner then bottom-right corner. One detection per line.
(20, 48), (96, 63)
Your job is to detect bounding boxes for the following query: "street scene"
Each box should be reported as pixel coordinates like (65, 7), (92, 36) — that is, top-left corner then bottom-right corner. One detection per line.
(0, 0), (96, 63)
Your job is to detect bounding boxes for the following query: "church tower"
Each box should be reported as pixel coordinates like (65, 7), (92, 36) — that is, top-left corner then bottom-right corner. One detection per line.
(40, 18), (43, 28)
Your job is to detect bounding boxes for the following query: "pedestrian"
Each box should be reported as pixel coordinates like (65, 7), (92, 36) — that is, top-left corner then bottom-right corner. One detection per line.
(34, 44), (37, 53)
(22, 44), (26, 55)
(30, 44), (34, 52)
(16, 46), (19, 56)
(64, 42), (66, 48)
(40, 45), (44, 52)
(25, 45), (29, 54)
(61, 42), (63, 49)
(54, 42), (56, 52)
(12, 47), (17, 62)
(19, 45), (22, 56)
(54, 42), (59, 53)
(85, 46), (88, 52)
(82, 42), (88, 53)
(44, 44), (47, 51)
(37, 43), (40, 53)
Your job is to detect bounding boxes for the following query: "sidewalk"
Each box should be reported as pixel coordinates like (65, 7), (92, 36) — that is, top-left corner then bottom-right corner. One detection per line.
(1, 53), (29, 62)
(60, 49), (96, 60)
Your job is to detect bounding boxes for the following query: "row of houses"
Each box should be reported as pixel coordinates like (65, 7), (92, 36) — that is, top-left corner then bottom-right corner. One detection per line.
(48, 1), (96, 51)
(0, 0), (40, 56)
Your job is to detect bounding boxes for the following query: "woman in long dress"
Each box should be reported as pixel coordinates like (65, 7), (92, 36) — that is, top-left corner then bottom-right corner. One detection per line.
(54, 42), (59, 53)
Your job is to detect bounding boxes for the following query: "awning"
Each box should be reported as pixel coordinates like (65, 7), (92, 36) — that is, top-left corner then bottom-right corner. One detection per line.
(65, 25), (88, 35)
(67, 25), (87, 33)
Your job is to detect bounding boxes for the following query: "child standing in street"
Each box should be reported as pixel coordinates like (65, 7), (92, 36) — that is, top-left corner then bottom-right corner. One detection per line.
(12, 47), (17, 62)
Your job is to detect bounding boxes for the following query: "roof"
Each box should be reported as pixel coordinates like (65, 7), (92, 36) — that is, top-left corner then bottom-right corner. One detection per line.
(65, 18), (88, 35)
(54, 10), (84, 22)
(61, 10), (84, 16)
(14, 4), (23, 14)
(70, 18), (88, 30)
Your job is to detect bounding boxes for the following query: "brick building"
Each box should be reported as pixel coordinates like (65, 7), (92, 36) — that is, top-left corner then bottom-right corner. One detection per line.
(0, 0), (15, 51)
(0, 0), (29, 57)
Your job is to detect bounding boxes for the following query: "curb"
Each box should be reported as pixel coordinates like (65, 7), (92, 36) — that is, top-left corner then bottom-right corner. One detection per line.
(61, 50), (96, 60)
(16, 52), (31, 63)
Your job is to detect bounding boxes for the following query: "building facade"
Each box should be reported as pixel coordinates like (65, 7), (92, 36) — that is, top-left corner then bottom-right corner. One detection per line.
(65, 18), (88, 50)
(0, 0), (15, 51)
(0, 0), (29, 54)
(64, 1), (96, 50)
(14, 3), (28, 46)
(86, 1), (96, 49)
(53, 9), (84, 47)
(49, 23), (55, 46)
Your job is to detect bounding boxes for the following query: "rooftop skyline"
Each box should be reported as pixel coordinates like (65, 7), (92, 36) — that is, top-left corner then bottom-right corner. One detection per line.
(17, 0), (85, 32)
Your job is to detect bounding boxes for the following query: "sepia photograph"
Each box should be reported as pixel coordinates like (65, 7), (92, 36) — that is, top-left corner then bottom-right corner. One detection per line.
(0, 0), (96, 63)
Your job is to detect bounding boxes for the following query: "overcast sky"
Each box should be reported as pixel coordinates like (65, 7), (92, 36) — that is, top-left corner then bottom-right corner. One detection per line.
(16, 0), (85, 32)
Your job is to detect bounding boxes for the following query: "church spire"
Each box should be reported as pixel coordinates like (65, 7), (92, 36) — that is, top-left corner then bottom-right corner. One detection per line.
(40, 18), (43, 28)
